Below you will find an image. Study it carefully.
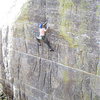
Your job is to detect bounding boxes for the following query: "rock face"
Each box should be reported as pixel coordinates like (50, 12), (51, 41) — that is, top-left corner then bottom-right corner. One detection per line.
(0, 0), (100, 100)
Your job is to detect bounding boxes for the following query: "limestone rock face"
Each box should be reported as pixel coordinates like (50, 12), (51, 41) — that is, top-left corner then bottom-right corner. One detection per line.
(0, 0), (100, 100)
(0, 31), (2, 78)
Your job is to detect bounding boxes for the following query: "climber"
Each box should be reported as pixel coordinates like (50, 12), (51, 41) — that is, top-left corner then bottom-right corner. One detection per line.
(36, 22), (54, 51)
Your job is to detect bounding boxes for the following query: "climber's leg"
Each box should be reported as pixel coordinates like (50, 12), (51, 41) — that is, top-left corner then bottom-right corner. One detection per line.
(42, 36), (54, 51)
(36, 38), (41, 46)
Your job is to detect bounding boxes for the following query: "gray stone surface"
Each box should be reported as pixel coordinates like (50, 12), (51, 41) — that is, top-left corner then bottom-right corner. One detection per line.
(0, 31), (2, 79)
(0, 0), (100, 100)
(10, 0), (100, 74)
(4, 50), (100, 100)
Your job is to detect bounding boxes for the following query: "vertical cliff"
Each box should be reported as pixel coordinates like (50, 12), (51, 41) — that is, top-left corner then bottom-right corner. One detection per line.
(0, 0), (100, 100)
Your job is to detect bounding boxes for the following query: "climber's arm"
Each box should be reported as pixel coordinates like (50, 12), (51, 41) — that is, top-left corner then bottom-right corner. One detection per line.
(44, 25), (50, 33)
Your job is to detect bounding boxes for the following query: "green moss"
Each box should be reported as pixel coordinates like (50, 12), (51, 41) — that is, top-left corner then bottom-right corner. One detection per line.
(93, 95), (100, 100)
(78, 22), (87, 34)
(59, 32), (78, 48)
(84, 93), (90, 100)
(58, 0), (78, 48)
(59, 26), (78, 48)
(80, 1), (90, 11)
(96, 11), (100, 16)
(96, 4), (100, 17)
(97, 67), (100, 75)
(97, 4), (100, 8)
(63, 71), (69, 83)
(59, 0), (74, 9)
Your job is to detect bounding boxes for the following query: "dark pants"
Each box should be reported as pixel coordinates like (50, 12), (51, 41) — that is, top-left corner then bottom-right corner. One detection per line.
(36, 36), (52, 49)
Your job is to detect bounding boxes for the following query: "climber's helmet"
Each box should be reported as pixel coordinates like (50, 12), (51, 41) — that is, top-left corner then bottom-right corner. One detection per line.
(39, 24), (43, 28)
